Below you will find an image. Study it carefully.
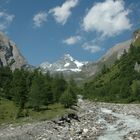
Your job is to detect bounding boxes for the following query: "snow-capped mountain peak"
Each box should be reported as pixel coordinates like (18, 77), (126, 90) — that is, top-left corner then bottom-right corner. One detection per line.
(40, 61), (52, 69)
(39, 54), (88, 73)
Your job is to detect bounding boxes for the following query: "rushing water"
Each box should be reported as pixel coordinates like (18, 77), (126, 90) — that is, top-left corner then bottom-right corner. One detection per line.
(98, 108), (140, 140)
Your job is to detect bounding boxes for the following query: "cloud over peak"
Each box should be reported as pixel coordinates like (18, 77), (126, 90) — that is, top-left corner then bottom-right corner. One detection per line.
(0, 11), (15, 31)
(63, 35), (81, 45)
(49, 0), (79, 25)
(82, 40), (102, 53)
(33, 12), (47, 27)
(82, 0), (132, 37)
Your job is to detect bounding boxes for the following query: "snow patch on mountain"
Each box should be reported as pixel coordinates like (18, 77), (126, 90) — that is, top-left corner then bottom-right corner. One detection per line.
(56, 68), (81, 72)
(74, 60), (84, 68)
(40, 62), (52, 69)
(64, 63), (70, 67)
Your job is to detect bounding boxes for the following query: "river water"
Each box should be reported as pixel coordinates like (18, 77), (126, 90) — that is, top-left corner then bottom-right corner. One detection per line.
(98, 108), (140, 140)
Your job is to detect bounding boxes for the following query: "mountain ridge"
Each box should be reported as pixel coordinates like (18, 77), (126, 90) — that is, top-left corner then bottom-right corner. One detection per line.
(0, 31), (134, 79)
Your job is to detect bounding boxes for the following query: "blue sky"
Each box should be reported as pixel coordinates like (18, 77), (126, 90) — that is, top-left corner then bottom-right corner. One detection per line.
(0, 0), (140, 66)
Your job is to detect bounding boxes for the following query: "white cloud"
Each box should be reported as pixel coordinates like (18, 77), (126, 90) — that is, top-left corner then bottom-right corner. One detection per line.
(33, 12), (47, 27)
(63, 36), (81, 45)
(82, 41), (102, 53)
(0, 11), (15, 31)
(49, 0), (79, 25)
(82, 0), (132, 37)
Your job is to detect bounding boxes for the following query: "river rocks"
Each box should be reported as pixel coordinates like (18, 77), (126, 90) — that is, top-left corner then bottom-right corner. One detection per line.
(124, 130), (140, 140)
(0, 100), (140, 140)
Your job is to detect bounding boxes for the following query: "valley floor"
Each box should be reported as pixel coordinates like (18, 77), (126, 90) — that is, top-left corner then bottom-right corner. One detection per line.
(0, 99), (140, 140)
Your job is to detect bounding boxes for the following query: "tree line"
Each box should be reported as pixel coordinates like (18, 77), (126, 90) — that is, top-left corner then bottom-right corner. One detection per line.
(0, 68), (78, 118)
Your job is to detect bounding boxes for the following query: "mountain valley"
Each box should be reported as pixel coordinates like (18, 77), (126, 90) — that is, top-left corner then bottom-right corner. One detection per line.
(1, 0), (140, 139)
(0, 29), (140, 140)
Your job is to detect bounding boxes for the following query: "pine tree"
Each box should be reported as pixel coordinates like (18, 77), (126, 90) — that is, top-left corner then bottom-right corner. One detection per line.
(11, 69), (28, 108)
(69, 77), (77, 104)
(52, 73), (67, 102)
(42, 79), (53, 106)
(101, 64), (109, 74)
(0, 67), (12, 99)
(60, 88), (73, 108)
(29, 72), (44, 111)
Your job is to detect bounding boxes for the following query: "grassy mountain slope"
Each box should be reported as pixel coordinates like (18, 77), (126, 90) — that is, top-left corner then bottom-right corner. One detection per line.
(83, 30), (140, 103)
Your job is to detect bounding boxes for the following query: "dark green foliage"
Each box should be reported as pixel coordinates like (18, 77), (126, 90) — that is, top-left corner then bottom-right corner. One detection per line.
(68, 77), (78, 104)
(52, 73), (67, 102)
(11, 69), (29, 109)
(60, 85), (77, 108)
(0, 67), (12, 99)
(29, 72), (44, 111)
(60, 77), (78, 108)
(41, 73), (54, 105)
(0, 67), (78, 118)
(29, 71), (54, 111)
(101, 64), (109, 74)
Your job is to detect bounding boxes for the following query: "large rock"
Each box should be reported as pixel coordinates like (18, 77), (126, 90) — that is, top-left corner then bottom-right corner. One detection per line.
(0, 32), (27, 70)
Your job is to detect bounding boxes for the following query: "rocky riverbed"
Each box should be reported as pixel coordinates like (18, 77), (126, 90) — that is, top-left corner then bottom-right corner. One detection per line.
(0, 99), (140, 140)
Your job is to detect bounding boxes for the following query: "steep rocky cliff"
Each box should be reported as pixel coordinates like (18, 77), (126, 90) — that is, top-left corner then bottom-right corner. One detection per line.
(0, 32), (27, 70)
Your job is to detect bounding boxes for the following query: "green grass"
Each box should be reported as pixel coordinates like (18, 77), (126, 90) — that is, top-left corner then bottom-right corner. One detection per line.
(27, 103), (71, 122)
(0, 99), (18, 124)
(133, 38), (140, 47)
(0, 99), (71, 125)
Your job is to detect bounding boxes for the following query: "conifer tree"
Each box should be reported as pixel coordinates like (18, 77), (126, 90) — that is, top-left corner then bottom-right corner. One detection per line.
(11, 69), (28, 109)
(60, 87), (74, 108)
(69, 77), (77, 104)
(52, 73), (67, 102)
(0, 67), (12, 99)
(29, 72), (44, 111)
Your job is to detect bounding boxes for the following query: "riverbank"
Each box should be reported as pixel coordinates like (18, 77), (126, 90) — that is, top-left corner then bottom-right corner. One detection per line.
(0, 100), (140, 140)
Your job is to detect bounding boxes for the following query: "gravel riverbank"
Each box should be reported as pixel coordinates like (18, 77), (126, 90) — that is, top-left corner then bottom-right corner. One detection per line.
(0, 100), (140, 140)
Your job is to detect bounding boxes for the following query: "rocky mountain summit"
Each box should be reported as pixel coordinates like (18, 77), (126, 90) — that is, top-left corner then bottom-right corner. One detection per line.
(0, 32), (27, 70)
(40, 54), (88, 73)
(0, 99), (140, 140)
